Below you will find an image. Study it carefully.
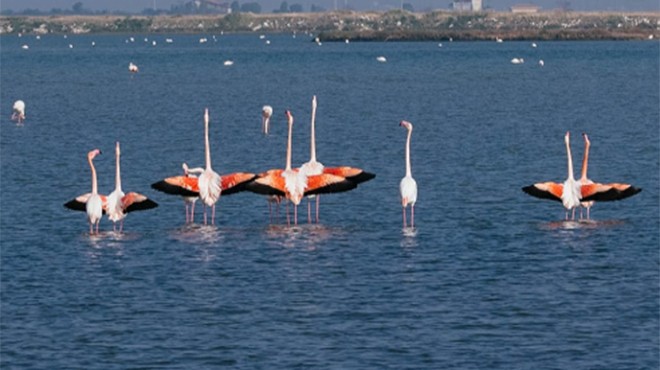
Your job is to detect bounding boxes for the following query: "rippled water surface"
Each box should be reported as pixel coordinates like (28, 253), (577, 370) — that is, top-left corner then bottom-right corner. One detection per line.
(1, 34), (658, 369)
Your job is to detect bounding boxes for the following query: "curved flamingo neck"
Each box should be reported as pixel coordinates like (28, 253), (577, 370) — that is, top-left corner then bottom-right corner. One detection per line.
(285, 113), (293, 171)
(89, 155), (98, 195)
(310, 96), (317, 162)
(115, 143), (122, 191)
(580, 139), (590, 181)
(566, 134), (574, 180)
(405, 127), (413, 178)
(204, 109), (212, 170)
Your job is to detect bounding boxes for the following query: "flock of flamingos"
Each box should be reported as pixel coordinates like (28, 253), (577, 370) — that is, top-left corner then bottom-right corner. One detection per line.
(12, 88), (640, 235)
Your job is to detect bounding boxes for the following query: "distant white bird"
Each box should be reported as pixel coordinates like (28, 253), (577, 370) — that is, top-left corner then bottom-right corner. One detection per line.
(511, 58), (524, 64)
(265, 40), (271, 45)
(129, 37), (135, 42)
(199, 37), (208, 43)
(223, 60), (234, 66)
(69, 44), (73, 49)
(259, 34), (266, 39)
(152, 40), (157, 46)
(21, 44), (29, 50)
(376, 56), (387, 63)
(129, 62), (138, 73)
(438, 43), (443, 47)
(345, 39), (350, 44)
(11, 100), (26, 123)
(531, 42), (538, 48)
(35, 35), (41, 40)
(91, 41), (96, 47)
(539, 59), (545, 67)
(496, 37), (503, 43)
(262, 105), (273, 135)
(165, 38), (173, 43)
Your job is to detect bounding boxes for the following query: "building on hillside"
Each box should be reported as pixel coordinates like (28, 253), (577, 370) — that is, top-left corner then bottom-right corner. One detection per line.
(451, 0), (482, 11)
(510, 4), (541, 13)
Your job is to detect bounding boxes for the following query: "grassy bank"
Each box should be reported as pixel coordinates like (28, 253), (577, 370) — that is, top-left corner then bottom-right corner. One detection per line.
(1, 10), (658, 41)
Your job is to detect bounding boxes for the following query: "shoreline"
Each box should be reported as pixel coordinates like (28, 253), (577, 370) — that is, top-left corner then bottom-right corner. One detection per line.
(1, 11), (658, 41)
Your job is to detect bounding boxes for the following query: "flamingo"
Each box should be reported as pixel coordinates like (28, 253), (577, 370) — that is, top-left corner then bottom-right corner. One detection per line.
(299, 96), (376, 223)
(399, 120), (418, 228)
(522, 132), (642, 220)
(64, 149), (107, 234)
(129, 62), (138, 73)
(105, 142), (158, 232)
(579, 133), (594, 220)
(11, 100), (25, 123)
(152, 109), (256, 225)
(182, 163), (204, 223)
(262, 105), (273, 134)
(299, 95), (324, 223)
(247, 110), (357, 225)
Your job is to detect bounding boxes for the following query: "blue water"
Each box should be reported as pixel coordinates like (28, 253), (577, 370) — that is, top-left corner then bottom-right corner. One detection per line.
(1, 34), (658, 369)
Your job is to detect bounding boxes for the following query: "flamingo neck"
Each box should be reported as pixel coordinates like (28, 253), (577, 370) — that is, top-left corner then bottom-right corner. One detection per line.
(115, 148), (122, 191)
(204, 109), (212, 170)
(89, 156), (98, 195)
(580, 141), (590, 181)
(566, 136), (574, 180)
(405, 127), (413, 178)
(310, 97), (317, 162)
(285, 114), (293, 171)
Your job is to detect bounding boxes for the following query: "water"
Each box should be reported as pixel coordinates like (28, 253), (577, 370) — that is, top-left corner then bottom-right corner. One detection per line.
(1, 34), (658, 369)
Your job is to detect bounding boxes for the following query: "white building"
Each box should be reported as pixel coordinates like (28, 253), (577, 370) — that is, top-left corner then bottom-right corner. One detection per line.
(472, 0), (482, 11)
(452, 0), (482, 11)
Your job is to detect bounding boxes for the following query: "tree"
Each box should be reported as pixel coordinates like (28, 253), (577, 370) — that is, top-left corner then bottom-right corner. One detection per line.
(72, 2), (84, 14)
(402, 3), (414, 11)
(311, 4), (325, 12)
(279, 1), (289, 13)
(240, 2), (261, 13)
(230, 1), (241, 13)
(289, 3), (303, 12)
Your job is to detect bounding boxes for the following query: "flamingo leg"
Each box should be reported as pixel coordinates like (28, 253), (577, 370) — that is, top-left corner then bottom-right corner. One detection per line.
(307, 199), (312, 224)
(286, 202), (290, 226)
(402, 206), (407, 228)
(411, 205), (415, 228)
(191, 202), (196, 223)
(294, 204), (298, 226)
(580, 207), (584, 220)
(315, 196), (320, 224)
(119, 220), (124, 233)
(95, 221), (100, 234)
(203, 205), (208, 225)
(211, 204), (216, 225)
(185, 203), (190, 223)
(571, 208), (576, 221)
(587, 206), (591, 220)
(90, 223), (94, 235)
(268, 200), (273, 223)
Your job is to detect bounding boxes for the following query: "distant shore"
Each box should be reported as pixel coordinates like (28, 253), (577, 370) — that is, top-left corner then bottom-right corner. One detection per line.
(1, 11), (658, 41)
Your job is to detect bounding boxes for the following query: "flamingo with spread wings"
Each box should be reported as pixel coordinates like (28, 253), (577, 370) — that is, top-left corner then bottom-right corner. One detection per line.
(105, 142), (158, 232)
(247, 110), (357, 225)
(64, 149), (107, 234)
(151, 109), (256, 224)
(522, 132), (641, 220)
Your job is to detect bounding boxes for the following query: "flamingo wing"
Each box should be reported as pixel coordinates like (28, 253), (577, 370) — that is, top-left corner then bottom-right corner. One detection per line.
(245, 171), (286, 196)
(522, 182), (564, 202)
(122, 192), (158, 213)
(220, 172), (258, 195)
(151, 176), (199, 197)
(64, 194), (108, 213)
(304, 173), (358, 196)
(323, 166), (376, 185)
(581, 183), (642, 202)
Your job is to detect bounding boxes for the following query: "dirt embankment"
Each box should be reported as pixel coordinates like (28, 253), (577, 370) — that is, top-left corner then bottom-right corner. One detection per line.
(1, 11), (658, 41)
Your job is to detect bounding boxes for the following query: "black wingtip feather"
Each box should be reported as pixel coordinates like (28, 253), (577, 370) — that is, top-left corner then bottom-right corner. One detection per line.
(222, 174), (258, 196)
(151, 180), (198, 197)
(347, 171), (376, 185)
(125, 198), (159, 213)
(64, 199), (86, 212)
(246, 181), (286, 197)
(305, 179), (358, 196)
(582, 186), (642, 202)
(522, 185), (562, 202)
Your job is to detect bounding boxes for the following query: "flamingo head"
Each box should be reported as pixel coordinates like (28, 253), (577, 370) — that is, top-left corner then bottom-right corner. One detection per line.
(88, 149), (101, 160)
(582, 132), (590, 147)
(564, 131), (570, 144)
(182, 162), (190, 175)
(262, 105), (273, 119)
(400, 120), (413, 131)
(312, 95), (317, 109)
(285, 110), (293, 124)
(115, 141), (121, 157)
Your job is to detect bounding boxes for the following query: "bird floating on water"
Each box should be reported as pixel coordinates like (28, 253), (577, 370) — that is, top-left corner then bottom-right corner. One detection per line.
(129, 62), (139, 73)
(11, 100), (26, 124)
(376, 56), (387, 63)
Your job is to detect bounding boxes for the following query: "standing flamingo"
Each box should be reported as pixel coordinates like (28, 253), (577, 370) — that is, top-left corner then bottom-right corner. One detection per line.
(299, 95), (324, 223)
(247, 110), (357, 225)
(105, 142), (158, 232)
(522, 132), (641, 219)
(129, 62), (138, 73)
(399, 121), (418, 228)
(11, 100), (25, 123)
(64, 149), (107, 234)
(152, 109), (256, 225)
(262, 105), (273, 134)
(299, 95), (376, 223)
(579, 133), (594, 220)
(182, 163), (204, 223)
